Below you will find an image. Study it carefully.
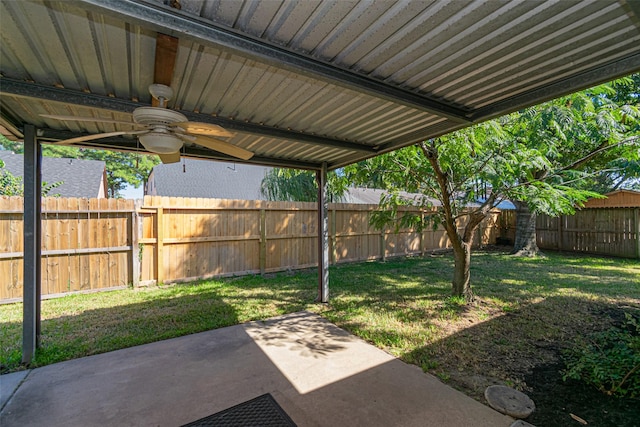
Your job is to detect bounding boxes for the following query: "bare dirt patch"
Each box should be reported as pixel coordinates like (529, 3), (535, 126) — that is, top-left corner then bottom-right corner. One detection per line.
(428, 301), (639, 426)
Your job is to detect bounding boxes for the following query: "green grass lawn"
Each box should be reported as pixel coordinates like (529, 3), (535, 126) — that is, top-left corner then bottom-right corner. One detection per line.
(2, 249), (639, 395)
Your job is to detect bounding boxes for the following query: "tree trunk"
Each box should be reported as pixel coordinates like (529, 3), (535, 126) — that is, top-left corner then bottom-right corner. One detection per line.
(511, 201), (542, 257)
(451, 240), (473, 301)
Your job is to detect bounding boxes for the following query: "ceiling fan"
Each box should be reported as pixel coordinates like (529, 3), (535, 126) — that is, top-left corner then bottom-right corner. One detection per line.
(40, 84), (253, 164)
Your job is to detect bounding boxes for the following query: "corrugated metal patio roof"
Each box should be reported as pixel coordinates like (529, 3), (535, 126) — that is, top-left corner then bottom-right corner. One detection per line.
(1, 0), (639, 170)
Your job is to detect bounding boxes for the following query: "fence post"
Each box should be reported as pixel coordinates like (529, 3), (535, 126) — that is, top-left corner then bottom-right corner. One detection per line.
(635, 208), (640, 259)
(476, 221), (482, 248)
(260, 208), (266, 275)
(156, 207), (164, 284)
(557, 215), (563, 251)
(130, 202), (140, 287)
(380, 229), (386, 261)
(420, 211), (425, 256)
(330, 208), (337, 264)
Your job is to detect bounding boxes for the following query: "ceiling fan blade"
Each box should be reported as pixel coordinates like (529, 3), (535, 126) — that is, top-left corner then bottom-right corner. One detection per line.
(40, 114), (146, 128)
(158, 152), (181, 164)
(173, 122), (234, 137)
(53, 130), (148, 145)
(188, 135), (254, 160)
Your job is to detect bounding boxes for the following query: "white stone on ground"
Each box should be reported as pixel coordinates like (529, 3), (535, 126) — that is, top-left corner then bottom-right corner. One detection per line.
(485, 385), (535, 419)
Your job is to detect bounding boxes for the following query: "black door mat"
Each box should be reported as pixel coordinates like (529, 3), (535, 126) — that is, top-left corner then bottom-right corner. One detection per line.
(181, 393), (297, 427)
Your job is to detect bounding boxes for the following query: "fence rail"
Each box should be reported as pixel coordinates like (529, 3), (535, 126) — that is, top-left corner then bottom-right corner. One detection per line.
(2, 196), (637, 302)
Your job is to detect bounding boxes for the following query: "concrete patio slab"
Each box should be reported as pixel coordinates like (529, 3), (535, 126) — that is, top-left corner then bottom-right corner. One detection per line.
(0, 311), (513, 426)
(0, 370), (30, 411)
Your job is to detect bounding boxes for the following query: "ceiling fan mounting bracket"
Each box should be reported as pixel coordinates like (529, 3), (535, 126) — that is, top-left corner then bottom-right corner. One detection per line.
(148, 83), (174, 105)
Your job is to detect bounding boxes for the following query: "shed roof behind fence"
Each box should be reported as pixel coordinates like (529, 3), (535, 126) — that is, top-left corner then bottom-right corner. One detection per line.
(583, 190), (640, 208)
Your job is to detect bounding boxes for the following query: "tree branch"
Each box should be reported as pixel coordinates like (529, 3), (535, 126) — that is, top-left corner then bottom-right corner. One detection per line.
(505, 136), (638, 192)
(419, 141), (462, 250)
(559, 135), (639, 173)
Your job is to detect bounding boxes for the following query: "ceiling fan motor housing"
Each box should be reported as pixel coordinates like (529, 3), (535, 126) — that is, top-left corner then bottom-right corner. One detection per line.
(139, 131), (183, 154)
(132, 107), (188, 154)
(132, 107), (187, 125)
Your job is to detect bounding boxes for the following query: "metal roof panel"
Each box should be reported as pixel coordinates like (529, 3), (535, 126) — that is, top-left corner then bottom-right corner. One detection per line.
(1, 0), (639, 171)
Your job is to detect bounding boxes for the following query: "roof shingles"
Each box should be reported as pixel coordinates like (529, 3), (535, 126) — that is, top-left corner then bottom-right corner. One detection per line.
(146, 159), (270, 200)
(0, 151), (106, 198)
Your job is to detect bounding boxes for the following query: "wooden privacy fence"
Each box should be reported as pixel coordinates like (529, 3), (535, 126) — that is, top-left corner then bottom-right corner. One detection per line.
(500, 208), (640, 258)
(0, 196), (499, 300)
(137, 196), (499, 286)
(0, 197), (136, 301)
(3, 196), (637, 302)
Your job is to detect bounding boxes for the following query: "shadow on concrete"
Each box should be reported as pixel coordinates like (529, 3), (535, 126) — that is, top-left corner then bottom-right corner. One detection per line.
(0, 311), (512, 427)
(247, 311), (352, 359)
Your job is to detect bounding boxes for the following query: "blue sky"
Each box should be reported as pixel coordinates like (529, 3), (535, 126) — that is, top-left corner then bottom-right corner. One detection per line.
(120, 184), (144, 200)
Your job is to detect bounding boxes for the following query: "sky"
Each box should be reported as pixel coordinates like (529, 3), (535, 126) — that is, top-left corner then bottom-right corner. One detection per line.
(120, 184), (144, 200)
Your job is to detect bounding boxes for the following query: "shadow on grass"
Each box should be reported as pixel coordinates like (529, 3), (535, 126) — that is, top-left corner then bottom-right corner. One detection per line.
(0, 277), (319, 374)
(310, 252), (639, 425)
(0, 288), (240, 373)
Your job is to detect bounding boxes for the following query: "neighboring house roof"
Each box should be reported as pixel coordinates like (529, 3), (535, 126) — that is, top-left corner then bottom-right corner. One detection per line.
(583, 189), (640, 208)
(146, 159), (271, 200)
(146, 163), (441, 204)
(493, 200), (516, 210)
(343, 187), (441, 207)
(476, 196), (516, 210)
(345, 188), (507, 210)
(0, 150), (107, 198)
(144, 163), (509, 208)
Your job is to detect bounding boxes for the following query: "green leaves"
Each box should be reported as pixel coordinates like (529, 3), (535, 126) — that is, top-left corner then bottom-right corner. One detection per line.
(346, 74), (639, 291)
(562, 314), (640, 399)
(260, 168), (349, 202)
(507, 76), (639, 209)
(0, 158), (23, 196)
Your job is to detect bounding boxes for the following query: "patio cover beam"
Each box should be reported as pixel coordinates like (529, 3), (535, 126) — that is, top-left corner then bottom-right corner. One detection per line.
(22, 124), (42, 364)
(34, 128), (324, 170)
(470, 53), (640, 122)
(0, 78), (377, 155)
(77, 0), (471, 124)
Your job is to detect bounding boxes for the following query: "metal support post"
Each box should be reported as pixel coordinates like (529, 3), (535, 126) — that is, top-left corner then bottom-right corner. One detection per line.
(316, 163), (329, 303)
(22, 124), (42, 364)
